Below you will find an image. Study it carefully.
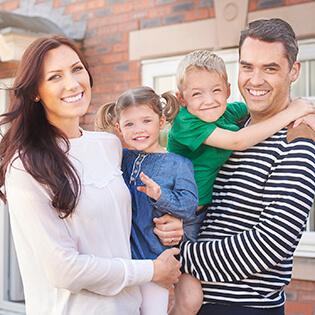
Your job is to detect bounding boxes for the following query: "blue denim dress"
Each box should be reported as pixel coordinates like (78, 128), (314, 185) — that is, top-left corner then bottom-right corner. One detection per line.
(122, 149), (201, 260)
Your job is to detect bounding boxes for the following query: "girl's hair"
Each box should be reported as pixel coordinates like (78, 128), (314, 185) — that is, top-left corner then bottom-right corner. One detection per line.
(95, 86), (179, 132)
(176, 50), (228, 94)
(0, 34), (93, 218)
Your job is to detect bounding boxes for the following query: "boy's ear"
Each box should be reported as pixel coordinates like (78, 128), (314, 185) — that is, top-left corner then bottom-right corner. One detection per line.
(160, 115), (166, 130)
(226, 83), (231, 99)
(176, 92), (186, 107)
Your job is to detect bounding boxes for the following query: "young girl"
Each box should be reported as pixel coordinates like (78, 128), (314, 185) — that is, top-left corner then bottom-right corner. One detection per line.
(96, 86), (200, 315)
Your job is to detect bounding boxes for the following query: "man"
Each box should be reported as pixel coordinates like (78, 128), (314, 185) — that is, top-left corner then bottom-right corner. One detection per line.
(180, 18), (315, 315)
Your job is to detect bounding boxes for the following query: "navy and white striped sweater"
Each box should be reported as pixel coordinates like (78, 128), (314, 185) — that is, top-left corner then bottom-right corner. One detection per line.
(180, 124), (315, 308)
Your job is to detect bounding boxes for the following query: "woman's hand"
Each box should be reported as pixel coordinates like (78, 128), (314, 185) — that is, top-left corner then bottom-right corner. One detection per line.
(152, 248), (181, 289)
(153, 214), (184, 246)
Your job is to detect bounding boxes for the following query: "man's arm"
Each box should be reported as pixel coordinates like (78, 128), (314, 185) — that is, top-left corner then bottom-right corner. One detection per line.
(180, 135), (315, 282)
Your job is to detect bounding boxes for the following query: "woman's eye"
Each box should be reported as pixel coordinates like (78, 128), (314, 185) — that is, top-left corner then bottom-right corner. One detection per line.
(48, 75), (60, 81)
(74, 66), (84, 72)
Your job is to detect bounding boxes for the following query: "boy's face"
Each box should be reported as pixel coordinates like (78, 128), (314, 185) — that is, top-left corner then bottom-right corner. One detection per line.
(178, 69), (230, 123)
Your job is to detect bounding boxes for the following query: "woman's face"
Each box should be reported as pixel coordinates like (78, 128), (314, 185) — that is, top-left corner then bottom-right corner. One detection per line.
(36, 44), (91, 132)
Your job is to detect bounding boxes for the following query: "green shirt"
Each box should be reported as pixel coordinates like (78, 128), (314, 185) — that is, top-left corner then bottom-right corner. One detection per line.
(167, 102), (248, 206)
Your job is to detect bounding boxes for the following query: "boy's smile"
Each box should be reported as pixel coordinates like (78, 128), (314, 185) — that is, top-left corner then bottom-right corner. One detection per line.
(179, 69), (231, 123)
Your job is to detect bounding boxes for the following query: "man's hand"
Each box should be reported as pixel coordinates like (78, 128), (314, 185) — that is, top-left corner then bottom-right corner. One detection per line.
(153, 214), (184, 246)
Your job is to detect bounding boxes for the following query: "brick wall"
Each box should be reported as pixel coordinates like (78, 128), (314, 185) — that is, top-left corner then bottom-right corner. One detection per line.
(285, 279), (315, 315)
(1, 0), (315, 129)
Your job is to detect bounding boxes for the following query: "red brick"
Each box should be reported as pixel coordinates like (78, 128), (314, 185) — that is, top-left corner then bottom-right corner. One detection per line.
(285, 301), (314, 315)
(129, 61), (141, 71)
(123, 71), (140, 81)
(113, 2), (135, 14)
(285, 0), (314, 4)
(87, 0), (106, 10)
(184, 9), (209, 22)
(287, 280), (315, 292)
(103, 53), (124, 64)
(149, 6), (172, 18)
(113, 42), (128, 53)
(67, 2), (88, 14)
(248, 0), (258, 11)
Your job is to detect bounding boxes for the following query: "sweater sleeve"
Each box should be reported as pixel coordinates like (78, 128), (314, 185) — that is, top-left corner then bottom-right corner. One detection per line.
(180, 137), (315, 282)
(6, 159), (153, 296)
(151, 157), (199, 220)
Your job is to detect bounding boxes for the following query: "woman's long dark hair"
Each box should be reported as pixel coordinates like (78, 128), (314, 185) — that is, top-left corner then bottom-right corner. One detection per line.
(0, 34), (93, 218)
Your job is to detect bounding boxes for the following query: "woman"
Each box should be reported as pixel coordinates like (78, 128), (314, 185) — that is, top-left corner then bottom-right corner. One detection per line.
(0, 34), (182, 315)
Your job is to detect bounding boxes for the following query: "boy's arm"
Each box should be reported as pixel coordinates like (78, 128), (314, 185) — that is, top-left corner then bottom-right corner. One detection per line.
(204, 98), (315, 150)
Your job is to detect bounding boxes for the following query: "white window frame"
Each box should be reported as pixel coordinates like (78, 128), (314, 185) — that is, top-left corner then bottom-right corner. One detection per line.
(141, 43), (315, 258)
(0, 78), (25, 314)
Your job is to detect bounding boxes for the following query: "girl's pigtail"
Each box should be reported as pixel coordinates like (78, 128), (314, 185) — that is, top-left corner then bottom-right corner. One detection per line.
(161, 91), (179, 123)
(95, 102), (117, 134)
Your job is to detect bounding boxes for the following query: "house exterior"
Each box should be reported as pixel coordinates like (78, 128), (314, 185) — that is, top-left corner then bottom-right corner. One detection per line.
(0, 1), (314, 314)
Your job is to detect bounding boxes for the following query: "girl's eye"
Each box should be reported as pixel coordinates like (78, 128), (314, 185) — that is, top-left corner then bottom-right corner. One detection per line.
(213, 88), (221, 93)
(144, 119), (151, 123)
(192, 92), (200, 97)
(125, 122), (133, 127)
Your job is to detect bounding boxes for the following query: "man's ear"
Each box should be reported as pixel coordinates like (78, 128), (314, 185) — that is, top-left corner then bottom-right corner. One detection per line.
(290, 61), (301, 83)
(176, 92), (186, 107)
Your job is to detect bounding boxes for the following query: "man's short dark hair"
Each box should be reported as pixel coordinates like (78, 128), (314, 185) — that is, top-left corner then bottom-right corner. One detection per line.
(239, 18), (298, 69)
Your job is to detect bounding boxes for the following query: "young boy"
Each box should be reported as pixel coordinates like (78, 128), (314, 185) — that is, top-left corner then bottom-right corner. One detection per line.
(167, 50), (315, 315)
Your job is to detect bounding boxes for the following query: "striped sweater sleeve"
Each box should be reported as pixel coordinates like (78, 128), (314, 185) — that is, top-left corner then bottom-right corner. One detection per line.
(180, 129), (315, 283)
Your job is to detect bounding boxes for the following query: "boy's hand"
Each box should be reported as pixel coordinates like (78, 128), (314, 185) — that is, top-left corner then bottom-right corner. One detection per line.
(293, 114), (315, 131)
(137, 172), (161, 201)
(288, 97), (315, 121)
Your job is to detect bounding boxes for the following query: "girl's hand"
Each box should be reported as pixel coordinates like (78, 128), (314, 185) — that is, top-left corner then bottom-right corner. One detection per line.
(153, 214), (184, 246)
(287, 97), (315, 120)
(137, 172), (161, 201)
(152, 247), (181, 289)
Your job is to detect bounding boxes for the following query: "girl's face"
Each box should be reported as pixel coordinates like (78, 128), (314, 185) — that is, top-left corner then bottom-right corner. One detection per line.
(36, 45), (91, 135)
(116, 104), (166, 153)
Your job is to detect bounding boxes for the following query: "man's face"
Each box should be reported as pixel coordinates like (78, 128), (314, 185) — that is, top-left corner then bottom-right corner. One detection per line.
(238, 37), (300, 123)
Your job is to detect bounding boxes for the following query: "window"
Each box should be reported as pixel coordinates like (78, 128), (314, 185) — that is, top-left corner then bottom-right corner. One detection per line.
(0, 78), (25, 314)
(141, 41), (315, 257)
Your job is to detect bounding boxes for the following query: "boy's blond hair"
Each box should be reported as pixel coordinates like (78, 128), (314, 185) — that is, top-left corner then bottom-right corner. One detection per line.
(176, 50), (228, 94)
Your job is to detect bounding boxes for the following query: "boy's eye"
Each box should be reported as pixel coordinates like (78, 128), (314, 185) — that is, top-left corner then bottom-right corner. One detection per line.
(192, 92), (200, 97)
(213, 88), (222, 93)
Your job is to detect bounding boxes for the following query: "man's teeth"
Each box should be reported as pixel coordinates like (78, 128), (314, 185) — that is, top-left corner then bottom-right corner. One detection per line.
(63, 93), (82, 103)
(249, 90), (267, 96)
